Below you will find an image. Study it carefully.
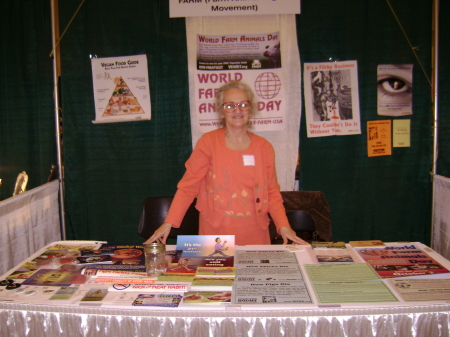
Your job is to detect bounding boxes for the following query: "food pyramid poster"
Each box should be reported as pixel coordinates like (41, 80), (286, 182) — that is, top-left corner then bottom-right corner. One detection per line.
(91, 54), (151, 123)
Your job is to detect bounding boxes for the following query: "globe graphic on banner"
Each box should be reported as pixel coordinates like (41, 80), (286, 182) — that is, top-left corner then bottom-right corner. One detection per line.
(254, 72), (281, 99)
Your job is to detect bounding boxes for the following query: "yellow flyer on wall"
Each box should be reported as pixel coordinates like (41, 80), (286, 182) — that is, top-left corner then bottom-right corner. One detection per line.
(367, 120), (392, 157)
(91, 54), (151, 124)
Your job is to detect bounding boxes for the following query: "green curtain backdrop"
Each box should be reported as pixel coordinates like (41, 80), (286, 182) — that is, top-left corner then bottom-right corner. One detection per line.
(1, 0), (448, 246)
(0, 0), (56, 199)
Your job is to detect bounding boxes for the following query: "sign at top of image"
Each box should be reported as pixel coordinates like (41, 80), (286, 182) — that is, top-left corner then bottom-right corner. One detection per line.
(169, 0), (300, 18)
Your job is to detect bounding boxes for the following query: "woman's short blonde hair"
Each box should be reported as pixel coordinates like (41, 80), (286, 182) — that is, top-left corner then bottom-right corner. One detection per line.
(215, 81), (257, 128)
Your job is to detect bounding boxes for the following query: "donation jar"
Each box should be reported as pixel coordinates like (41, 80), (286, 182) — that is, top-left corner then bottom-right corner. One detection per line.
(143, 242), (166, 277)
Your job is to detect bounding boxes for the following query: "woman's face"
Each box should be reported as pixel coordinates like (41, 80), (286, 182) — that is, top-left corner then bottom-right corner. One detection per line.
(220, 88), (251, 130)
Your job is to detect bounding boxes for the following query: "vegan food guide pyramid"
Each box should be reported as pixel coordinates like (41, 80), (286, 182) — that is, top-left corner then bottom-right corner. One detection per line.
(103, 77), (144, 116)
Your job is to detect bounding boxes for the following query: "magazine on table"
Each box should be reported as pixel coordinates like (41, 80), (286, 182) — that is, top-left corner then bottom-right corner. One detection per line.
(354, 243), (450, 278)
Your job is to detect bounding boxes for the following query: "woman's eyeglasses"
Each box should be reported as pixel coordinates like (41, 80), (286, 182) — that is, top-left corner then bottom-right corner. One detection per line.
(221, 101), (251, 113)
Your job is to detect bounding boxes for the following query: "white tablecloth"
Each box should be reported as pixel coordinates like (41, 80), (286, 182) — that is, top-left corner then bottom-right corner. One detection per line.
(0, 302), (449, 337)
(0, 180), (61, 275)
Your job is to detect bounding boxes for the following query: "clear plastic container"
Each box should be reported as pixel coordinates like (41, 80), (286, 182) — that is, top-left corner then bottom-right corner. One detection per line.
(143, 242), (166, 277)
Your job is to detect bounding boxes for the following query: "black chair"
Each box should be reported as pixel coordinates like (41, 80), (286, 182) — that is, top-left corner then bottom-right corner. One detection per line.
(270, 191), (332, 244)
(271, 210), (317, 244)
(138, 197), (199, 244)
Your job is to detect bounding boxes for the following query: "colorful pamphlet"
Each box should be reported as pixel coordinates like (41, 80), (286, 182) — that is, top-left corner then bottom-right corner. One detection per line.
(172, 235), (235, 271)
(21, 269), (82, 287)
(354, 243), (450, 278)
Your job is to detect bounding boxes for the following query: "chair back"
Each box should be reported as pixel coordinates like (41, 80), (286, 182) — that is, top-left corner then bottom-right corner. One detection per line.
(138, 197), (199, 242)
(269, 191), (332, 243)
(286, 210), (316, 232)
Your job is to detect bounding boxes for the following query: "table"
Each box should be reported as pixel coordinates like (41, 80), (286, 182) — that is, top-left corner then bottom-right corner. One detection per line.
(1, 241), (450, 337)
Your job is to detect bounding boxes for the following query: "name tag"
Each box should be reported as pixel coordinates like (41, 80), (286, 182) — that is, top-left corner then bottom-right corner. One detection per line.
(242, 155), (255, 166)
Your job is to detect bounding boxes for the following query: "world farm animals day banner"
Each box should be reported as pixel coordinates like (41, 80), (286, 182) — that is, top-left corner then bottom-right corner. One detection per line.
(194, 32), (286, 132)
(303, 61), (361, 137)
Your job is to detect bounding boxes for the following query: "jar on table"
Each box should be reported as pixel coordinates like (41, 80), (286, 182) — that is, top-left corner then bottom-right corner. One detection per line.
(143, 242), (166, 277)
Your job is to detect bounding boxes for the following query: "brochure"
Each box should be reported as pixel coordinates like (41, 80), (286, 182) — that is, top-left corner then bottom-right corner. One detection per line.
(108, 284), (189, 292)
(21, 269), (82, 287)
(311, 242), (346, 249)
(354, 243), (450, 278)
(190, 277), (234, 291)
(195, 267), (236, 278)
(182, 291), (232, 305)
(132, 294), (183, 307)
(349, 240), (385, 247)
(81, 288), (108, 301)
(49, 286), (79, 301)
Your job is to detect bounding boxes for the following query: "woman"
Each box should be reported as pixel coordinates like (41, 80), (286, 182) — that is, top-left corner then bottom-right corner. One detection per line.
(144, 81), (308, 245)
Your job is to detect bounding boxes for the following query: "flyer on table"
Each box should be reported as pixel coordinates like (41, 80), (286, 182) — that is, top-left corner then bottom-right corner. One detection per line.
(91, 54), (151, 124)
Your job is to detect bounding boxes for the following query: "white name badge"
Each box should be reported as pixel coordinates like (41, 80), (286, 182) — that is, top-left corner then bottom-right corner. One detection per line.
(242, 155), (255, 166)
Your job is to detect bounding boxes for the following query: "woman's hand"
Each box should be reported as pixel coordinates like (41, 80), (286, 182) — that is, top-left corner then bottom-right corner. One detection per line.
(143, 222), (173, 244)
(278, 226), (309, 245)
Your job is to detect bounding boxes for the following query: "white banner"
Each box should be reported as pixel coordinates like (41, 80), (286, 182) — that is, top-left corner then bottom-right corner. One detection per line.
(195, 32), (285, 132)
(91, 54), (151, 124)
(186, 15), (301, 191)
(170, 0), (300, 18)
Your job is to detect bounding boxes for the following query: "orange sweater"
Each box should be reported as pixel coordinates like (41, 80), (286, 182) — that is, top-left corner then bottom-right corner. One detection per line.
(165, 128), (290, 241)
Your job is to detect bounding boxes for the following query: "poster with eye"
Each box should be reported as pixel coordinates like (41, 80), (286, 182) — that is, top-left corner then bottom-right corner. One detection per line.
(377, 64), (413, 116)
(303, 60), (361, 137)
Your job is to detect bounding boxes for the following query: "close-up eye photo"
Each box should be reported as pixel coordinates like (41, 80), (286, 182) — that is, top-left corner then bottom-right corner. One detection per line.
(377, 64), (413, 116)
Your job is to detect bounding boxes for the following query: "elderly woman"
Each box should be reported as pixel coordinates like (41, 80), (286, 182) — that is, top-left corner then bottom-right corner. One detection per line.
(144, 81), (307, 245)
